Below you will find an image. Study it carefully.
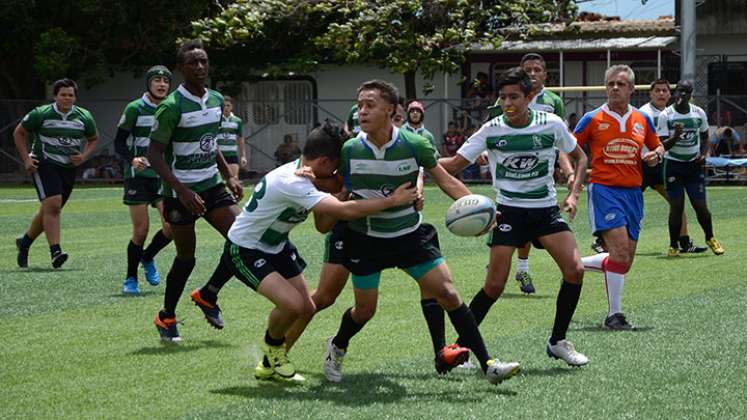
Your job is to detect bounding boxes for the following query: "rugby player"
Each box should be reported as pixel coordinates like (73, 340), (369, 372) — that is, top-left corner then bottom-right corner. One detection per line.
(217, 95), (247, 178)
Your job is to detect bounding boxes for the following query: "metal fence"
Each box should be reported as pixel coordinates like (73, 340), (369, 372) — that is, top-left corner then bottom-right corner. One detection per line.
(2, 94), (747, 182)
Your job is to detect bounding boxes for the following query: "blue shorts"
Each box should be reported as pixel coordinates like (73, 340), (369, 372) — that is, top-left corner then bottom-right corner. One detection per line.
(588, 183), (644, 241)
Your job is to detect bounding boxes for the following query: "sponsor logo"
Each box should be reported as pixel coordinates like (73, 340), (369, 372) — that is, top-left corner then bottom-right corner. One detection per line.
(290, 253), (297, 261)
(397, 162), (413, 172)
(254, 258), (266, 268)
(602, 138), (638, 160)
(503, 155), (539, 173)
(334, 241), (344, 250)
(605, 213), (616, 222)
(380, 184), (394, 197)
(350, 258), (360, 264)
(499, 224), (512, 232)
(127, 189), (137, 195)
(532, 135), (544, 149)
(199, 133), (215, 152)
(633, 122), (645, 136)
(668, 176), (676, 183)
(498, 139), (508, 148)
(598, 123), (610, 131)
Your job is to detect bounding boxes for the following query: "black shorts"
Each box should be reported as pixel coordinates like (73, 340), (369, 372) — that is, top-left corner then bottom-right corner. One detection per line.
(641, 161), (663, 191)
(323, 222), (348, 265)
(123, 177), (162, 206)
(663, 159), (707, 201)
(489, 205), (570, 248)
(223, 239), (307, 290)
(163, 183), (236, 225)
(224, 155), (239, 165)
(343, 223), (442, 277)
(31, 162), (76, 206)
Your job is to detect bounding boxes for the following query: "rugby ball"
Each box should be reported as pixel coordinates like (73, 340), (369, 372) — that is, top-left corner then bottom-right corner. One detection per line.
(445, 194), (496, 236)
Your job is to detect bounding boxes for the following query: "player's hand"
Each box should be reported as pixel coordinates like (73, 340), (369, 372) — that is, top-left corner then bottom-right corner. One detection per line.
(24, 155), (39, 173)
(70, 154), (84, 167)
(226, 176), (244, 201)
(414, 191), (425, 211)
(240, 156), (248, 167)
(476, 211), (500, 236)
(565, 173), (576, 190)
(294, 165), (315, 180)
(476, 151), (489, 166)
(131, 157), (148, 171)
(673, 122), (684, 139)
(562, 195), (578, 221)
(177, 188), (206, 216)
(642, 151), (660, 167)
(389, 182), (417, 206)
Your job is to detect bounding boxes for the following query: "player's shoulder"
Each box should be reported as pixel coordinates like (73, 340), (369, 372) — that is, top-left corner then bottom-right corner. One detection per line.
(231, 114), (243, 124)
(539, 110), (565, 127)
(207, 88), (224, 102)
(31, 103), (54, 116)
(689, 103), (707, 115)
(574, 106), (605, 131)
(399, 126), (428, 143)
(543, 89), (562, 102)
(630, 107), (657, 130)
(72, 105), (95, 120)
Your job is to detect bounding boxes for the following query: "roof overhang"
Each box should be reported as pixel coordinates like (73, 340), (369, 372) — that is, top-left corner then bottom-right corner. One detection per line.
(477, 36), (678, 53)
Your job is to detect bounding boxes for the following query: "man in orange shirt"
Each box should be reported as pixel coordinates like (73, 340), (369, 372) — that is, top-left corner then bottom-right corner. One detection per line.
(573, 65), (664, 330)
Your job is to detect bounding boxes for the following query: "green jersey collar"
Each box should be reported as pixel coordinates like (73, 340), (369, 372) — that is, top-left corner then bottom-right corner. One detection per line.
(177, 84), (210, 110)
(141, 93), (158, 109)
(502, 109), (535, 129)
(361, 126), (400, 159)
(52, 103), (76, 120)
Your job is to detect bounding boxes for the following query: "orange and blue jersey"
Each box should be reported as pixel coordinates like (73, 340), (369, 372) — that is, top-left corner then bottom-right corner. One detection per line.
(574, 104), (661, 188)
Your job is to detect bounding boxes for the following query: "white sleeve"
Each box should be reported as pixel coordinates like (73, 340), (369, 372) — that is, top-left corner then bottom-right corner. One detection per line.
(657, 111), (669, 137)
(552, 117), (577, 153)
(456, 124), (489, 163)
(279, 177), (330, 210)
(698, 108), (710, 133)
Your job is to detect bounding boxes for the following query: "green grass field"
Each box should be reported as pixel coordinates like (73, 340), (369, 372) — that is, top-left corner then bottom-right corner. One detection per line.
(1, 184), (745, 419)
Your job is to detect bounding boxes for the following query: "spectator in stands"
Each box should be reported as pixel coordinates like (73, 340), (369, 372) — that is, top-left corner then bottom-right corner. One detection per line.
(275, 134), (302, 166)
(710, 126), (741, 156)
(442, 121), (465, 157)
(463, 72), (495, 124)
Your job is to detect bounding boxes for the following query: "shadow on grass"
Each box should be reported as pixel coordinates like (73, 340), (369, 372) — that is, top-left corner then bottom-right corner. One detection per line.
(130, 339), (233, 356)
(108, 291), (159, 298)
(500, 293), (552, 300)
(570, 324), (655, 333)
(212, 371), (515, 405)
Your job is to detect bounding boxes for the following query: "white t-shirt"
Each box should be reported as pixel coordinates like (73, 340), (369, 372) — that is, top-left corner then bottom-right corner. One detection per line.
(458, 110), (576, 208)
(228, 160), (329, 254)
(639, 102), (666, 156)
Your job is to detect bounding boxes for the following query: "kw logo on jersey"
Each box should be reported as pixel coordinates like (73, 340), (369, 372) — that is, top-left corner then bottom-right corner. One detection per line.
(602, 138), (638, 165)
(504, 155), (540, 172)
(496, 155), (548, 180)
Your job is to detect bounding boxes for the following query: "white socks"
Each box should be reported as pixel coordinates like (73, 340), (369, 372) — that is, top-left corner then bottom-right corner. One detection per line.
(581, 252), (608, 272)
(516, 257), (529, 273)
(604, 270), (624, 316)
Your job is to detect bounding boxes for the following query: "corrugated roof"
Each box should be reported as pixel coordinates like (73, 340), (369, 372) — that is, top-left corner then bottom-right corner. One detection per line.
(527, 17), (676, 38)
(490, 36), (678, 52)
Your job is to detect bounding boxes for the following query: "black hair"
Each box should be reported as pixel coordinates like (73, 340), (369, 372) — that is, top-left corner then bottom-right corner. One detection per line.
(177, 39), (206, 65)
(358, 79), (400, 106)
(650, 78), (671, 91)
(52, 78), (78, 96)
(520, 53), (546, 69)
(496, 67), (533, 95)
(303, 121), (345, 160)
(676, 80), (694, 92)
(224, 95), (233, 103)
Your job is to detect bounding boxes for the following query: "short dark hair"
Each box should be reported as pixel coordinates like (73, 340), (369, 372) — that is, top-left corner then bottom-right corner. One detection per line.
(303, 121), (345, 160)
(676, 79), (694, 92)
(358, 80), (400, 106)
(520, 53), (546, 69)
(177, 39), (206, 65)
(496, 67), (533, 95)
(650, 78), (671, 91)
(52, 78), (78, 96)
(224, 95), (233, 103)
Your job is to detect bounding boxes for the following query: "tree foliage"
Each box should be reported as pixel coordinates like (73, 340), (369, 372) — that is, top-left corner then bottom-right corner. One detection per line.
(192, 0), (577, 99)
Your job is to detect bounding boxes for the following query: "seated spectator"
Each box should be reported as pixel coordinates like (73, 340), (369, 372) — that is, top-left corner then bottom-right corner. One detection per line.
(442, 121), (465, 157)
(463, 72), (495, 124)
(275, 134), (302, 166)
(710, 126), (741, 156)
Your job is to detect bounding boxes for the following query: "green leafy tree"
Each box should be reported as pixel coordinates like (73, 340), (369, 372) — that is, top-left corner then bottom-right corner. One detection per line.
(192, 0), (577, 100)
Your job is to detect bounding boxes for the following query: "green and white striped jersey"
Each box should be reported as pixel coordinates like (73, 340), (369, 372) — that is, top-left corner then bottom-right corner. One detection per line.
(402, 123), (439, 157)
(217, 113), (244, 158)
(488, 88), (566, 120)
(657, 104), (709, 162)
(118, 93), (158, 179)
(21, 103), (97, 168)
(228, 160), (329, 254)
(458, 110), (576, 208)
(341, 127), (438, 238)
(150, 85), (224, 197)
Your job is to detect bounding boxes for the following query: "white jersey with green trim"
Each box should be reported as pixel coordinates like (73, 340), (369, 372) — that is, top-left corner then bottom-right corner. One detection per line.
(228, 160), (329, 254)
(458, 110), (576, 208)
(639, 102), (666, 156)
(657, 104), (709, 162)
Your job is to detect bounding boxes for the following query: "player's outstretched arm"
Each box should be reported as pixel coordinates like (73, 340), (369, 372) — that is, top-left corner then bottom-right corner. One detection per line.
(312, 182), (417, 226)
(427, 163), (472, 200)
(438, 154), (470, 176)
